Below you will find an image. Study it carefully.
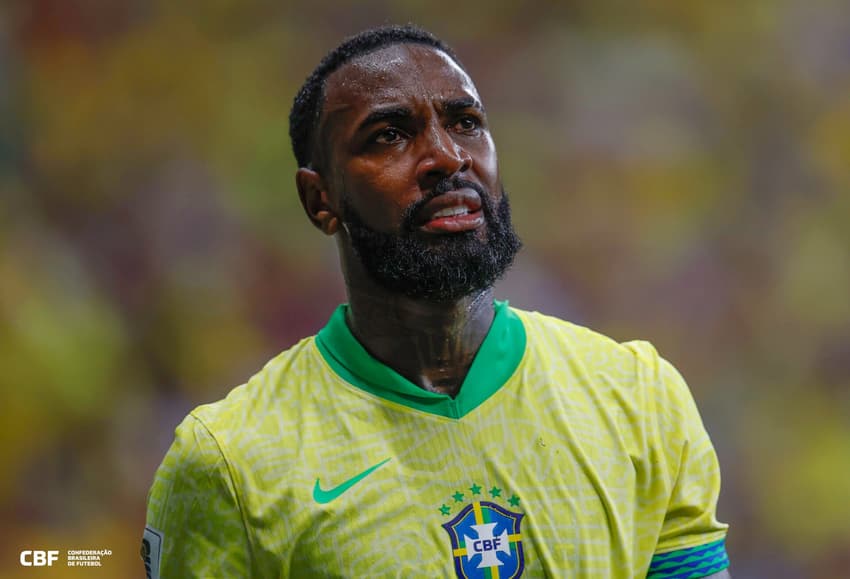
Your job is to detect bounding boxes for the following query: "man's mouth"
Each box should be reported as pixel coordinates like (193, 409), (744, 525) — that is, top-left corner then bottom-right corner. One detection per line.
(416, 188), (485, 234)
(432, 206), (471, 218)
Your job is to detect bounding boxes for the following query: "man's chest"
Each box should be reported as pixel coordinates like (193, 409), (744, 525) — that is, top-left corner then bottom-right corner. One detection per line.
(236, 397), (653, 577)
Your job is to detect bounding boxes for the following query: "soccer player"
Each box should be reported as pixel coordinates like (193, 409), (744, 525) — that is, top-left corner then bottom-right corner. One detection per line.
(143, 25), (731, 578)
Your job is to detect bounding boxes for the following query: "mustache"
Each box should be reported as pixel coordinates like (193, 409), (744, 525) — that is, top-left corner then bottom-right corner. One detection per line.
(401, 177), (492, 232)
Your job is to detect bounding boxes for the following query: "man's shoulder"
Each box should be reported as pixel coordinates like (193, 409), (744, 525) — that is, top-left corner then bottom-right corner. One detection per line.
(188, 335), (323, 437)
(510, 306), (661, 364)
(151, 335), (330, 506)
(508, 306), (686, 404)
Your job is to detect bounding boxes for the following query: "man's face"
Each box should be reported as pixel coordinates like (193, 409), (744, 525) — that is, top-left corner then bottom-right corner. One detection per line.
(317, 43), (521, 301)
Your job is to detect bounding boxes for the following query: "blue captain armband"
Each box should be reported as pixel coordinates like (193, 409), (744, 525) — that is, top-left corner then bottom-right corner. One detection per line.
(648, 538), (729, 579)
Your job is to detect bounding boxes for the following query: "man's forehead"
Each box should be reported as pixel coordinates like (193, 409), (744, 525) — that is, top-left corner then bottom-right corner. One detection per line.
(322, 44), (480, 117)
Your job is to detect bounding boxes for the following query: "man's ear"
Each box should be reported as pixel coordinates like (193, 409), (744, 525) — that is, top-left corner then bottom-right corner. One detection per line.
(296, 167), (340, 236)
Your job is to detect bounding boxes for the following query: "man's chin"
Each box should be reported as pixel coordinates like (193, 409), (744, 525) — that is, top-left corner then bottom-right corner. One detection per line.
(342, 192), (521, 302)
(358, 245), (513, 302)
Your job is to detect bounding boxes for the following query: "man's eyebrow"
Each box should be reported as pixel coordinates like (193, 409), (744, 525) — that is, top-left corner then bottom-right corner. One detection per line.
(443, 97), (485, 114)
(357, 106), (413, 132)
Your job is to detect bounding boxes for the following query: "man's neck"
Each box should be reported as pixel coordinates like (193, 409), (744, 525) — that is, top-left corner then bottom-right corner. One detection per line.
(345, 285), (496, 398)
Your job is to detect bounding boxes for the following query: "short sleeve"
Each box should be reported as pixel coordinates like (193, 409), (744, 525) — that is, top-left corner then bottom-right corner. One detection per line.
(627, 342), (730, 578)
(142, 414), (251, 578)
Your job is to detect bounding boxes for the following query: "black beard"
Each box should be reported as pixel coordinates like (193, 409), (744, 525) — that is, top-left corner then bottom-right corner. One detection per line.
(340, 178), (522, 302)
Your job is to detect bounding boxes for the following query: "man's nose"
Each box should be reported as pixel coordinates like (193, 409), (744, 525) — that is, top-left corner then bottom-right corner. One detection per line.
(415, 126), (472, 185)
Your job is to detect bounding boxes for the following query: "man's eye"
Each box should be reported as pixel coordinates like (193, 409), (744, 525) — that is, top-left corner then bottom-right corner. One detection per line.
(455, 116), (480, 132)
(373, 128), (404, 144)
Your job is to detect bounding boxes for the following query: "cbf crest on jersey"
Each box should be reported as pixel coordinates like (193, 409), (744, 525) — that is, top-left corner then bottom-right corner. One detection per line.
(442, 500), (524, 578)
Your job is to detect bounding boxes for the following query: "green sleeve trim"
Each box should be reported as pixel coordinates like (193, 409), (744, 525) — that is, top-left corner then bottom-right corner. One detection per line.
(315, 300), (526, 419)
(648, 538), (729, 578)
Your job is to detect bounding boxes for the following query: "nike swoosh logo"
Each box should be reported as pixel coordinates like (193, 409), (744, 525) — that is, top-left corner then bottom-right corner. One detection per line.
(313, 457), (392, 504)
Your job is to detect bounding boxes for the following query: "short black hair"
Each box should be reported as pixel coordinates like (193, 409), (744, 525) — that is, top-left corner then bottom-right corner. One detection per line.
(288, 25), (464, 169)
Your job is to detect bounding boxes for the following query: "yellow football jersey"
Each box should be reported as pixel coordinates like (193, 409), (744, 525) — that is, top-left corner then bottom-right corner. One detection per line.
(143, 301), (729, 578)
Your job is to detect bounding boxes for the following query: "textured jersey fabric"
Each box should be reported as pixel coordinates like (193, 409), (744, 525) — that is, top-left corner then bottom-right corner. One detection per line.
(144, 301), (729, 578)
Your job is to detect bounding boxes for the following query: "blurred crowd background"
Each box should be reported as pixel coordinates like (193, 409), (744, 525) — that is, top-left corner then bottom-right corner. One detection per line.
(1, 0), (849, 577)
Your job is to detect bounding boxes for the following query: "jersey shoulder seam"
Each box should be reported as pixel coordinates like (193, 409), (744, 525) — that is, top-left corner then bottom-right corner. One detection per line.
(187, 412), (258, 573)
(510, 307), (627, 347)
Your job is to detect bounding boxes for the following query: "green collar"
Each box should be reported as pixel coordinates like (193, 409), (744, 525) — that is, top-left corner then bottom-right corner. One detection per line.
(315, 300), (526, 419)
